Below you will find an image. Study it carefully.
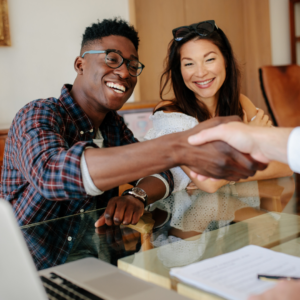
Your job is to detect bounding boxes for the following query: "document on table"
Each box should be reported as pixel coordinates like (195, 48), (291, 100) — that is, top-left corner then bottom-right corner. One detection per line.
(170, 245), (300, 300)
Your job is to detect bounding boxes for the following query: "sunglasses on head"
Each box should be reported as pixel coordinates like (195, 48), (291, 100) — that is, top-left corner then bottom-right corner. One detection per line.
(172, 20), (218, 41)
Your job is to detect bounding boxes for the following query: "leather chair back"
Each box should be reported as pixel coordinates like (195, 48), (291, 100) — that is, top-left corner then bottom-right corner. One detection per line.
(259, 65), (300, 127)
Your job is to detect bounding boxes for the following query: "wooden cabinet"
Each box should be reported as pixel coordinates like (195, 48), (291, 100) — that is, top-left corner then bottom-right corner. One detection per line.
(290, 0), (300, 63)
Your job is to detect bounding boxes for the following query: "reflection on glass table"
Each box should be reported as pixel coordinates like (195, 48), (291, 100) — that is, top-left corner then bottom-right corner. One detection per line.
(20, 209), (142, 270)
(20, 176), (298, 299)
(118, 177), (300, 291)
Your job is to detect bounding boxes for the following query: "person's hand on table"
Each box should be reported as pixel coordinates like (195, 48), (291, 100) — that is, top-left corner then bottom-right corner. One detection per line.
(95, 195), (144, 227)
(248, 280), (300, 300)
(182, 116), (267, 181)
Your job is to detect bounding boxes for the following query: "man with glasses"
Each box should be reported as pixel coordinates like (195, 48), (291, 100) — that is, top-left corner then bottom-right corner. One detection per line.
(0, 18), (266, 233)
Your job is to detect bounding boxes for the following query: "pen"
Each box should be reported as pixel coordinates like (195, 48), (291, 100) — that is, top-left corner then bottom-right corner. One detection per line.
(258, 274), (300, 282)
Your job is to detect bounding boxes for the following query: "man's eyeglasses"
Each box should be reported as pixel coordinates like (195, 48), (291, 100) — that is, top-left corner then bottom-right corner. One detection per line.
(172, 20), (218, 42)
(81, 50), (145, 77)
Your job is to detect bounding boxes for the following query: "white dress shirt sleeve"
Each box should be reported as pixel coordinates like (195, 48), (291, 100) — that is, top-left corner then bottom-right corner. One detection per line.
(287, 127), (300, 173)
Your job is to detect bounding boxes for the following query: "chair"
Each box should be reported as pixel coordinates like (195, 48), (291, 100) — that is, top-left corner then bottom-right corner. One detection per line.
(259, 65), (300, 127)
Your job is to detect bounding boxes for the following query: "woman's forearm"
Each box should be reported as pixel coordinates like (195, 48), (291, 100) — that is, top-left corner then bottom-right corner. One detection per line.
(238, 161), (293, 183)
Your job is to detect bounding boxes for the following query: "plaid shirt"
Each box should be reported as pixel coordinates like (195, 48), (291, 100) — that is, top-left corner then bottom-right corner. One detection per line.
(0, 84), (174, 227)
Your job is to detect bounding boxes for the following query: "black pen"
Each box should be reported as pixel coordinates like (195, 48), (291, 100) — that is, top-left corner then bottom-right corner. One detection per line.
(258, 274), (300, 282)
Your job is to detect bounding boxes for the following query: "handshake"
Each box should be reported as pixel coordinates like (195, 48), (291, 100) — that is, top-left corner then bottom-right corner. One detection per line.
(95, 115), (293, 228)
(179, 116), (269, 181)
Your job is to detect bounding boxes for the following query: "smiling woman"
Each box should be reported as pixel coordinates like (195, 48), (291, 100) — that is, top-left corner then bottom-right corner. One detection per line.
(0, 0), (10, 46)
(144, 20), (293, 194)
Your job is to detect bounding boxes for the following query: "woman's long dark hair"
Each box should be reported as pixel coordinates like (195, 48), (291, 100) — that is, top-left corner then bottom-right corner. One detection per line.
(156, 27), (243, 121)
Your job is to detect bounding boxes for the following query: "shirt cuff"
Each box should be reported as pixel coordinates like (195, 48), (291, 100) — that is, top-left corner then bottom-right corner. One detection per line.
(80, 150), (104, 196)
(136, 174), (170, 200)
(287, 127), (300, 173)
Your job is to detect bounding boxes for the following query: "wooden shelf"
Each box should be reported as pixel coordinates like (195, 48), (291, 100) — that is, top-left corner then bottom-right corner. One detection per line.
(119, 101), (158, 111)
(0, 129), (9, 136)
(0, 129), (8, 169)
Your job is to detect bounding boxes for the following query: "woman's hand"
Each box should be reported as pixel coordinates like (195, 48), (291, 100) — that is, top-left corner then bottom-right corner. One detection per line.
(244, 109), (272, 127)
(186, 182), (198, 190)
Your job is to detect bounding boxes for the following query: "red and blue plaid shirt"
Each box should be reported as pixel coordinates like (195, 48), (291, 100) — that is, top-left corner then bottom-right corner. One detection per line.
(0, 85), (174, 226)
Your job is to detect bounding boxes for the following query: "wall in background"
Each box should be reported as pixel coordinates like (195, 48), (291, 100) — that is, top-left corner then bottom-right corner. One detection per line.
(0, 0), (130, 127)
(269, 0), (291, 65)
(0, 0), (293, 127)
(130, 0), (272, 114)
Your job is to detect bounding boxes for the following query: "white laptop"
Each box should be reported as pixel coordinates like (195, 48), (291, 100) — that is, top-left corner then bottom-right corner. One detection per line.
(0, 199), (188, 300)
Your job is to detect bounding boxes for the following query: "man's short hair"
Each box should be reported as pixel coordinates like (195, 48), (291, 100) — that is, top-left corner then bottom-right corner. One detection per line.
(81, 18), (139, 51)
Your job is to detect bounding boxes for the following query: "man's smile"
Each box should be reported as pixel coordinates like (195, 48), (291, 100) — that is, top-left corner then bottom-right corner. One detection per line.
(105, 81), (128, 94)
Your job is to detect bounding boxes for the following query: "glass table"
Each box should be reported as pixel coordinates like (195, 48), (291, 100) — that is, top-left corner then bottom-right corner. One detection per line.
(21, 176), (300, 300)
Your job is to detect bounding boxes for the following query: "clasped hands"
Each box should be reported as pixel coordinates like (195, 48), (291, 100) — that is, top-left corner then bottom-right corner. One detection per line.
(95, 116), (267, 227)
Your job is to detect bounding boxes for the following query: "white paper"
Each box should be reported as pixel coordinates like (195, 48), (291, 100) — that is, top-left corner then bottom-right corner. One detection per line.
(170, 245), (300, 300)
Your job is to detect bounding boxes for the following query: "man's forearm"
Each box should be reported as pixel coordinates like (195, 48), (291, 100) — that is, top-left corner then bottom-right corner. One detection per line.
(86, 117), (268, 191)
(188, 122), (293, 171)
(85, 132), (184, 191)
(252, 127), (293, 164)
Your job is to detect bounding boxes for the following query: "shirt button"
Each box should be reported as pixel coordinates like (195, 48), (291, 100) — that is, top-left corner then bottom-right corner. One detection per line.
(80, 209), (84, 213)
(90, 129), (94, 133)
(67, 236), (72, 242)
(80, 131), (84, 135)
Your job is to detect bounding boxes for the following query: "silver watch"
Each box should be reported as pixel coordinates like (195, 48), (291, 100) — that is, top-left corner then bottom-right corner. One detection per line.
(122, 187), (148, 205)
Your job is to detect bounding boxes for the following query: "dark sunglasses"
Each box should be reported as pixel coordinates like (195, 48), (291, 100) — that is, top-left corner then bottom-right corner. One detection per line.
(172, 20), (218, 41)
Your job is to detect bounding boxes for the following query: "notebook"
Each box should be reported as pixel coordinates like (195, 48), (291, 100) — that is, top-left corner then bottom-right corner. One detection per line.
(170, 244), (300, 300)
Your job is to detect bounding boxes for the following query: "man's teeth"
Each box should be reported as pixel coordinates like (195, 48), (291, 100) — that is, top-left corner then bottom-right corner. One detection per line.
(106, 82), (126, 93)
(197, 79), (214, 85)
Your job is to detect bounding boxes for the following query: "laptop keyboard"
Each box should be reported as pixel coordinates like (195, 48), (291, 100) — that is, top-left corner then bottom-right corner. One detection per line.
(41, 272), (104, 300)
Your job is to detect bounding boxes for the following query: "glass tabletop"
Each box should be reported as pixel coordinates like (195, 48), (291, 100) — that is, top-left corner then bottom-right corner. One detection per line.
(21, 176), (299, 298)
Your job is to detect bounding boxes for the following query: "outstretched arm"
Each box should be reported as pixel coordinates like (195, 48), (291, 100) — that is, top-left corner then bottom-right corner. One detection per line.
(86, 117), (267, 191)
(188, 122), (294, 180)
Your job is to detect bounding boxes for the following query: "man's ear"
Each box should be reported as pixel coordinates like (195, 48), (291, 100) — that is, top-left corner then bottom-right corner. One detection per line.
(74, 56), (84, 75)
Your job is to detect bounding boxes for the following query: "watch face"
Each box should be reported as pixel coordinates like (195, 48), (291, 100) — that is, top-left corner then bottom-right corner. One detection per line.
(132, 187), (147, 198)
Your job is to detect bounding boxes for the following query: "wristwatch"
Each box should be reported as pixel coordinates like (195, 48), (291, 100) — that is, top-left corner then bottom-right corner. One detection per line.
(122, 187), (148, 207)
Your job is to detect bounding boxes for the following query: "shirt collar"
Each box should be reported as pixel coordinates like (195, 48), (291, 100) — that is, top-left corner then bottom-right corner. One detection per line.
(59, 84), (94, 134)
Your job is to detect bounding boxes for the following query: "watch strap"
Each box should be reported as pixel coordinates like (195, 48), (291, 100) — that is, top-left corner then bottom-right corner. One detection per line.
(122, 188), (147, 207)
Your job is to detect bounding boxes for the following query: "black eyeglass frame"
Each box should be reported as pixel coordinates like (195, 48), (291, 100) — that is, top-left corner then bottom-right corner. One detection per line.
(81, 50), (145, 77)
(172, 20), (218, 41)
